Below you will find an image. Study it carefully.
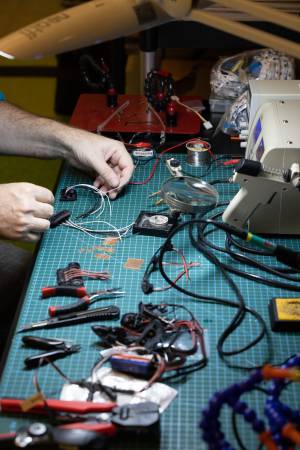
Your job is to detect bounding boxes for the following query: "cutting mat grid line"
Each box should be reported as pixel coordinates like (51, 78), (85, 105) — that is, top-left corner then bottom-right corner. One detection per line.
(1, 155), (300, 449)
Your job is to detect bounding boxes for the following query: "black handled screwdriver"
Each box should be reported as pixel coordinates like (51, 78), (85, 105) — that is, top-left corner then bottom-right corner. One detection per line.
(17, 305), (120, 333)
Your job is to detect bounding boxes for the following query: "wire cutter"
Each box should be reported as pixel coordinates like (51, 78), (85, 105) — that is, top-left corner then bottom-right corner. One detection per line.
(22, 335), (80, 369)
(41, 285), (124, 317)
(0, 399), (160, 449)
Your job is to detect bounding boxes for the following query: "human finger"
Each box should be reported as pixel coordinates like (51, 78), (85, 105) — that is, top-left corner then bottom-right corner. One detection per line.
(33, 202), (54, 219)
(94, 161), (120, 189)
(24, 232), (43, 243)
(33, 185), (55, 204)
(30, 217), (51, 234)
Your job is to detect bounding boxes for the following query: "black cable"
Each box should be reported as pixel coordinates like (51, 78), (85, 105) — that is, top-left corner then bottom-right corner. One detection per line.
(232, 385), (270, 450)
(189, 224), (269, 360)
(232, 410), (248, 450)
(154, 219), (270, 370)
(198, 221), (300, 291)
(227, 234), (300, 277)
(225, 235), (300, 282)
(209, 179), (230, 185)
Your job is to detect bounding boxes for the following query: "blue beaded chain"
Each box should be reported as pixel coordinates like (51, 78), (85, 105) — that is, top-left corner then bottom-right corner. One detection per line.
(200, 354), (300, 449)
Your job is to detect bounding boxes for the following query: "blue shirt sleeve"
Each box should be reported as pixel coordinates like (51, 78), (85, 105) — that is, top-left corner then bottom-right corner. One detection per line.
(0, 91), (6, 101)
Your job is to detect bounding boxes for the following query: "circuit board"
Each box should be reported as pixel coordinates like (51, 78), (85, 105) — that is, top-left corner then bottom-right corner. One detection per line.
(0, 154), (300, 449)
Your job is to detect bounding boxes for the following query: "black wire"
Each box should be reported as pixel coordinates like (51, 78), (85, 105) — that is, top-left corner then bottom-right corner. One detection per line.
(75, 194), (102, 220)
(231, 380), (292, 450)
(209, 179), (230, 185)
(231, 385), (270, 450)
(155, 219), (270, 370)
(227, 234), (300, 277)
(232, 411), (248, 450)
(161, 359), (207, 381)
(198, 221), (300, 291)
(189, 225), (269, 360)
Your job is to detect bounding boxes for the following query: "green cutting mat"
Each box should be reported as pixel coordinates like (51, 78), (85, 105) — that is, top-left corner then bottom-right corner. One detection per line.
(1, 154), (300, 449)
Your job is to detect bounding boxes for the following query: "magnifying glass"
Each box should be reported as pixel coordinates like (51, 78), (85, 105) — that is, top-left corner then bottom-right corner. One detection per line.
(160, 176), (219, 215)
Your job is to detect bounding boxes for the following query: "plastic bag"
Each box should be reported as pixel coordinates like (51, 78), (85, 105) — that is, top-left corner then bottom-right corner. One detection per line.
(210, 48), (295, 100)
(220, 91), (249, 136)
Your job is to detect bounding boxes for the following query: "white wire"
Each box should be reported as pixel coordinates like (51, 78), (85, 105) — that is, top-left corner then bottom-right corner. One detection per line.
(64, 219), (134, 240)
(66, 183), (106, 217)
(66, 183), (102, 193)
(171, 95), (208, 123)
(62, 183), (134, 239)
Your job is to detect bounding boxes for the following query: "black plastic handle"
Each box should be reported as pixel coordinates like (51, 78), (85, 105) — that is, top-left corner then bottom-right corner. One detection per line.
(24, 347), (78, 369)
(22, 335), (66, 350)
(48, 298), (90, 317)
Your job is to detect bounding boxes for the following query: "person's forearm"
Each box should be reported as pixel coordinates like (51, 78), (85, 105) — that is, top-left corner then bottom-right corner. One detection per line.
(0, 101), (74, 159)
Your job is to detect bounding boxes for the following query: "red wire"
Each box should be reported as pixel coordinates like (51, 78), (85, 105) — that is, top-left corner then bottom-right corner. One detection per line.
(129, 138), (199, 185)
(174, 248), (190, 280)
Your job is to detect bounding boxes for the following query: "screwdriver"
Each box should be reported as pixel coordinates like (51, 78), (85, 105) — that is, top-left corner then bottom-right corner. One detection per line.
(17, 305), (120, 333)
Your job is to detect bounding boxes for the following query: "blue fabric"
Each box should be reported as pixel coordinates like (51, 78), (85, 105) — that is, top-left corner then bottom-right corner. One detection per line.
(0, 91), (5, 101)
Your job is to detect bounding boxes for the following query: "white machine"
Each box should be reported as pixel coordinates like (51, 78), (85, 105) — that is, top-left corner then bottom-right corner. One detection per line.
(222, 81), (300, 234)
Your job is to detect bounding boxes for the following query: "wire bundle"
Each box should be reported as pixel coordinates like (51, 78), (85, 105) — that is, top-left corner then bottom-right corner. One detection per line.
(59, 267), (111, 282)
(62, 184), (134, 240)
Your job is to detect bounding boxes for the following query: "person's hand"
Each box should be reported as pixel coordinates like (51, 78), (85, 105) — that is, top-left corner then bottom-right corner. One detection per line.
(0, 183), (54, 242)
(66, 131), (134, 199)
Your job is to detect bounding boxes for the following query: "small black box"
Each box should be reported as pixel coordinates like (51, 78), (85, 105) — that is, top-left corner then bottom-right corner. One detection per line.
(132, 211), (178, 237)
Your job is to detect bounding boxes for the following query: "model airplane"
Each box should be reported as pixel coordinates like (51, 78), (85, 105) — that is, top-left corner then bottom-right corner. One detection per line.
(0, 0), (299, 60)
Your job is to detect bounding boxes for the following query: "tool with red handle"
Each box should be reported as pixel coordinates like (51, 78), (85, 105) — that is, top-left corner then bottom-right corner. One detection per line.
(48, 289), (124, 317)
(41, 286), (88, 299)
(0, 400), (160, 448)
(0, 398), (117, 415)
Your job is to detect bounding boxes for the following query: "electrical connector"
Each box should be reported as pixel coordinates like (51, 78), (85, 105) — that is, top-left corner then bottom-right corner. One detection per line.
(203, 120), (213, 130)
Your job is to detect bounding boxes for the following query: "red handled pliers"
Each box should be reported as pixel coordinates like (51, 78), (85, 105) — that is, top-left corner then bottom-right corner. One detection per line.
(41, 285), (124, 317)
(0, 398), (160, 448)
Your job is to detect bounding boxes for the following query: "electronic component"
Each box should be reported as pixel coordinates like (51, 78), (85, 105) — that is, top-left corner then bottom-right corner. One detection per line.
(132, 211), (178, 237)
(269, 297), (300, 331)
(132, 147), (154, 160)
(57, 262), (84, 287)
(109, 353), (155, 378)
(60, 188), (77, 201)
(165, 158), (183, 177)
(49, 210), (71, 228)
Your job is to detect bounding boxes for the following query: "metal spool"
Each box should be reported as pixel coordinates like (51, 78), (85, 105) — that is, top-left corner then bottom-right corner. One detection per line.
(186, 140), (211, 166)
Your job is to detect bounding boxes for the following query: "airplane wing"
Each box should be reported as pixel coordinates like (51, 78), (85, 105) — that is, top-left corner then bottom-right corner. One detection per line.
(0, 0), (299, 60)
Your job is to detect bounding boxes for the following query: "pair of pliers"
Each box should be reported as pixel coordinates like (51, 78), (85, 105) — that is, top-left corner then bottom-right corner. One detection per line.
(22, 335), (80, 369)
(41, 286), (124, 317)
(0, 399), (160, 449)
